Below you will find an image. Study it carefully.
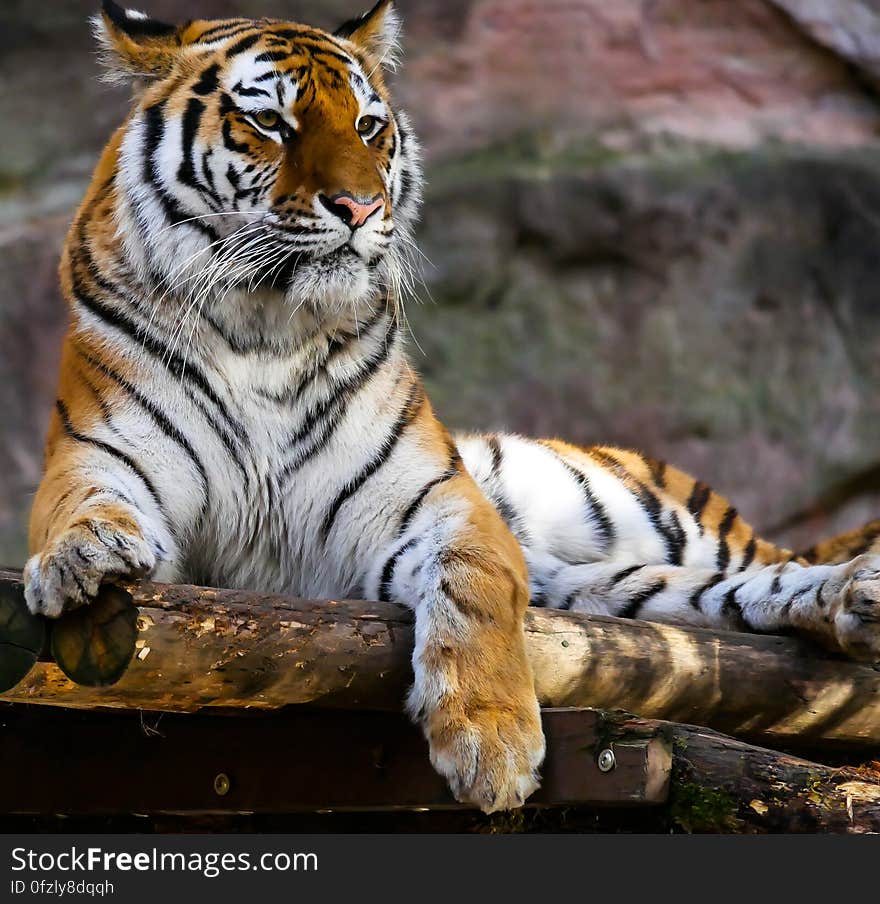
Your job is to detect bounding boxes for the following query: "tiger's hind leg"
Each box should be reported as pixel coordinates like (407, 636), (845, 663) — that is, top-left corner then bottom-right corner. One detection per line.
(458, 432), (880, 661)
(541, 554), (880, 662)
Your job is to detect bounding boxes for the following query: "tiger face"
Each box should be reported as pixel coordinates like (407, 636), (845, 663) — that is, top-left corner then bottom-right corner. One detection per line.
(96, 0), (420, 317)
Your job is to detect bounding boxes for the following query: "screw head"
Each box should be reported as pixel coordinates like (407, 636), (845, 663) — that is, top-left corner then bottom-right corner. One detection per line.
(213, 773), (231, 796)
(597, 748), (616, 772)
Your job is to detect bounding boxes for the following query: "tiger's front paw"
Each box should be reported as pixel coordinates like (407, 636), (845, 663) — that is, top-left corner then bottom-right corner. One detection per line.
(830, 554), (880, 661)
(24, 517), (157, 618)
(419, 688), (545, 814)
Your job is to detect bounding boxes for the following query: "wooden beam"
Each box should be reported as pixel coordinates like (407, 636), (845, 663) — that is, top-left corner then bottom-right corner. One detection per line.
(3, 568), (880, 751)
(3, 701), (879, 831)
(0, 707), (670, 814)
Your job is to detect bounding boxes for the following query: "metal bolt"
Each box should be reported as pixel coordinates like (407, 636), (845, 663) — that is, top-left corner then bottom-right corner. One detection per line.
(597, 748), (616, 773)
(213, 773), (231, 796)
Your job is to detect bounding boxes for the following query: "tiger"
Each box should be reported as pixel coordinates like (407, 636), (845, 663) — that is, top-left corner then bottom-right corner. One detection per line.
(23, 0), (880, 814)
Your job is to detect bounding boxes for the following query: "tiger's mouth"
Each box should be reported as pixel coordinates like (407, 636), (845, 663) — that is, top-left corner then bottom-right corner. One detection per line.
(238, 240), (381, 309)
(249, 245), (361, 287)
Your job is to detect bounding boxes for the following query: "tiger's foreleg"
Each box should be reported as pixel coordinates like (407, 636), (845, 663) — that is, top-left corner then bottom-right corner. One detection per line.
(24, 418), (177, 618)
(371, 471), (545, 813)
(550, 556), (880, 661)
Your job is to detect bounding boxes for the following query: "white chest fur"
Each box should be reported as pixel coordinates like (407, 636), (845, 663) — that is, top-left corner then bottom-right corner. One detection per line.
(177, 306), (416, 598)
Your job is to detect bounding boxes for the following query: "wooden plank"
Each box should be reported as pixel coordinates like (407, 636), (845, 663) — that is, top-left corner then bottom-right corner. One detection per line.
(4, 568), (880, 751)
(0, 706), (669, 814)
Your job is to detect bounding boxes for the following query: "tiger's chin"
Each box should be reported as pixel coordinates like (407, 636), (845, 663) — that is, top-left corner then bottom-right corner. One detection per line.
(284, 247), (383, 314)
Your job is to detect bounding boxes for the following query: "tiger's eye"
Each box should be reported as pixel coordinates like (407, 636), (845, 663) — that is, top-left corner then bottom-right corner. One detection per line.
(356, 115), (376, 136)
(254, 110), (281, 130)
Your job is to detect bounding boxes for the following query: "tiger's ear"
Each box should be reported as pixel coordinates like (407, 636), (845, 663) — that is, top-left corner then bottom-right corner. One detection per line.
(334, 0), (402, 69)
(92, 1), (182, 84)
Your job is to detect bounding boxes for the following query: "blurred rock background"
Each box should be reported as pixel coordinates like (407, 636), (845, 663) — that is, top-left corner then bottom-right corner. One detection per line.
(2, 0), (880, 566)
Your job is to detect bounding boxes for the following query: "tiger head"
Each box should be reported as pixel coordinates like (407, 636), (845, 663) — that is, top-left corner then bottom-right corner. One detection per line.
(93, 0), (421, 320)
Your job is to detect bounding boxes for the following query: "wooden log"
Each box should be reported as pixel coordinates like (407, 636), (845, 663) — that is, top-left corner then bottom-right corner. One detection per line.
(599, 710), (880, 833)
(0, 707), (671, 814)
(3, 568), (880, 751)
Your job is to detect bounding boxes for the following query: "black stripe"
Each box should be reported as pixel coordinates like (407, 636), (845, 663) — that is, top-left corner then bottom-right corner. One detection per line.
(739, 533), (757, 572)
(71, 283), (245, 446)
(77, 350), (211, 510)
(177, 98), (209, 193)
(225, 32), (263, 57)
(75, 366), (122, 433)
(192, 63), (221, 96)
(255, 50), (291, 63)
(484, 436), (521, 536)
(398, 467), (459, 538)
(686, 480), (712, 534)
(716, 506), (738, 571)
(608, 564), (645, 587)
(661, 508), (687, 567)
(292, 304), (388, 404)
(397, 168), (415, 210)
(233, 81), (271, 99)
(487, 435), (503, 474)
(589, 448), (682, 562)
(201, 149), (217, 193)
(195, 20), (251, 41)
(222, 117), (251, 155)
(587, 448), (629, 478)
(387, 130), (397, 166)
(558, 459), (615, 553)
(197, 24), (255, 45)
(644, 455), (668, 489)
(689, 572), (725, 610)
(280, 320), (398, 479)
(68, 271), (250, 485)
(55, 399), (168, 523)
(378, 443), (462, 602)
(70, 216), (230, 421)
(226, 163), (241, 190)
(770, 565), (785, 596)
(378, 536), (419, 603)
(560, 590), (580, 610)
(320, 381), (423, 540)
(618, 579), (667, 620)
(281, 38), (355, 67)
(271, 27), (352, 55)
(142, 103), (217, 240)
(720, 586), (750, 632)
(633, 482), (682, 563)
(632, 484), (677, 563)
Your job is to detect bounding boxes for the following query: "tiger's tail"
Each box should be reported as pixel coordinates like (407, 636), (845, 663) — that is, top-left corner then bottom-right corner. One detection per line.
(797, 519), (880, 564)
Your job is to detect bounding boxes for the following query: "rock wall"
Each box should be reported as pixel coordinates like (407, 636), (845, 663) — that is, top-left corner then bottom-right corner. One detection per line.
(2, 0), (880, 564)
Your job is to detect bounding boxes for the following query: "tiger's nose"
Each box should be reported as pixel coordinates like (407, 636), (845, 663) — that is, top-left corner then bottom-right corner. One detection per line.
(319, 192), (384, 229)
